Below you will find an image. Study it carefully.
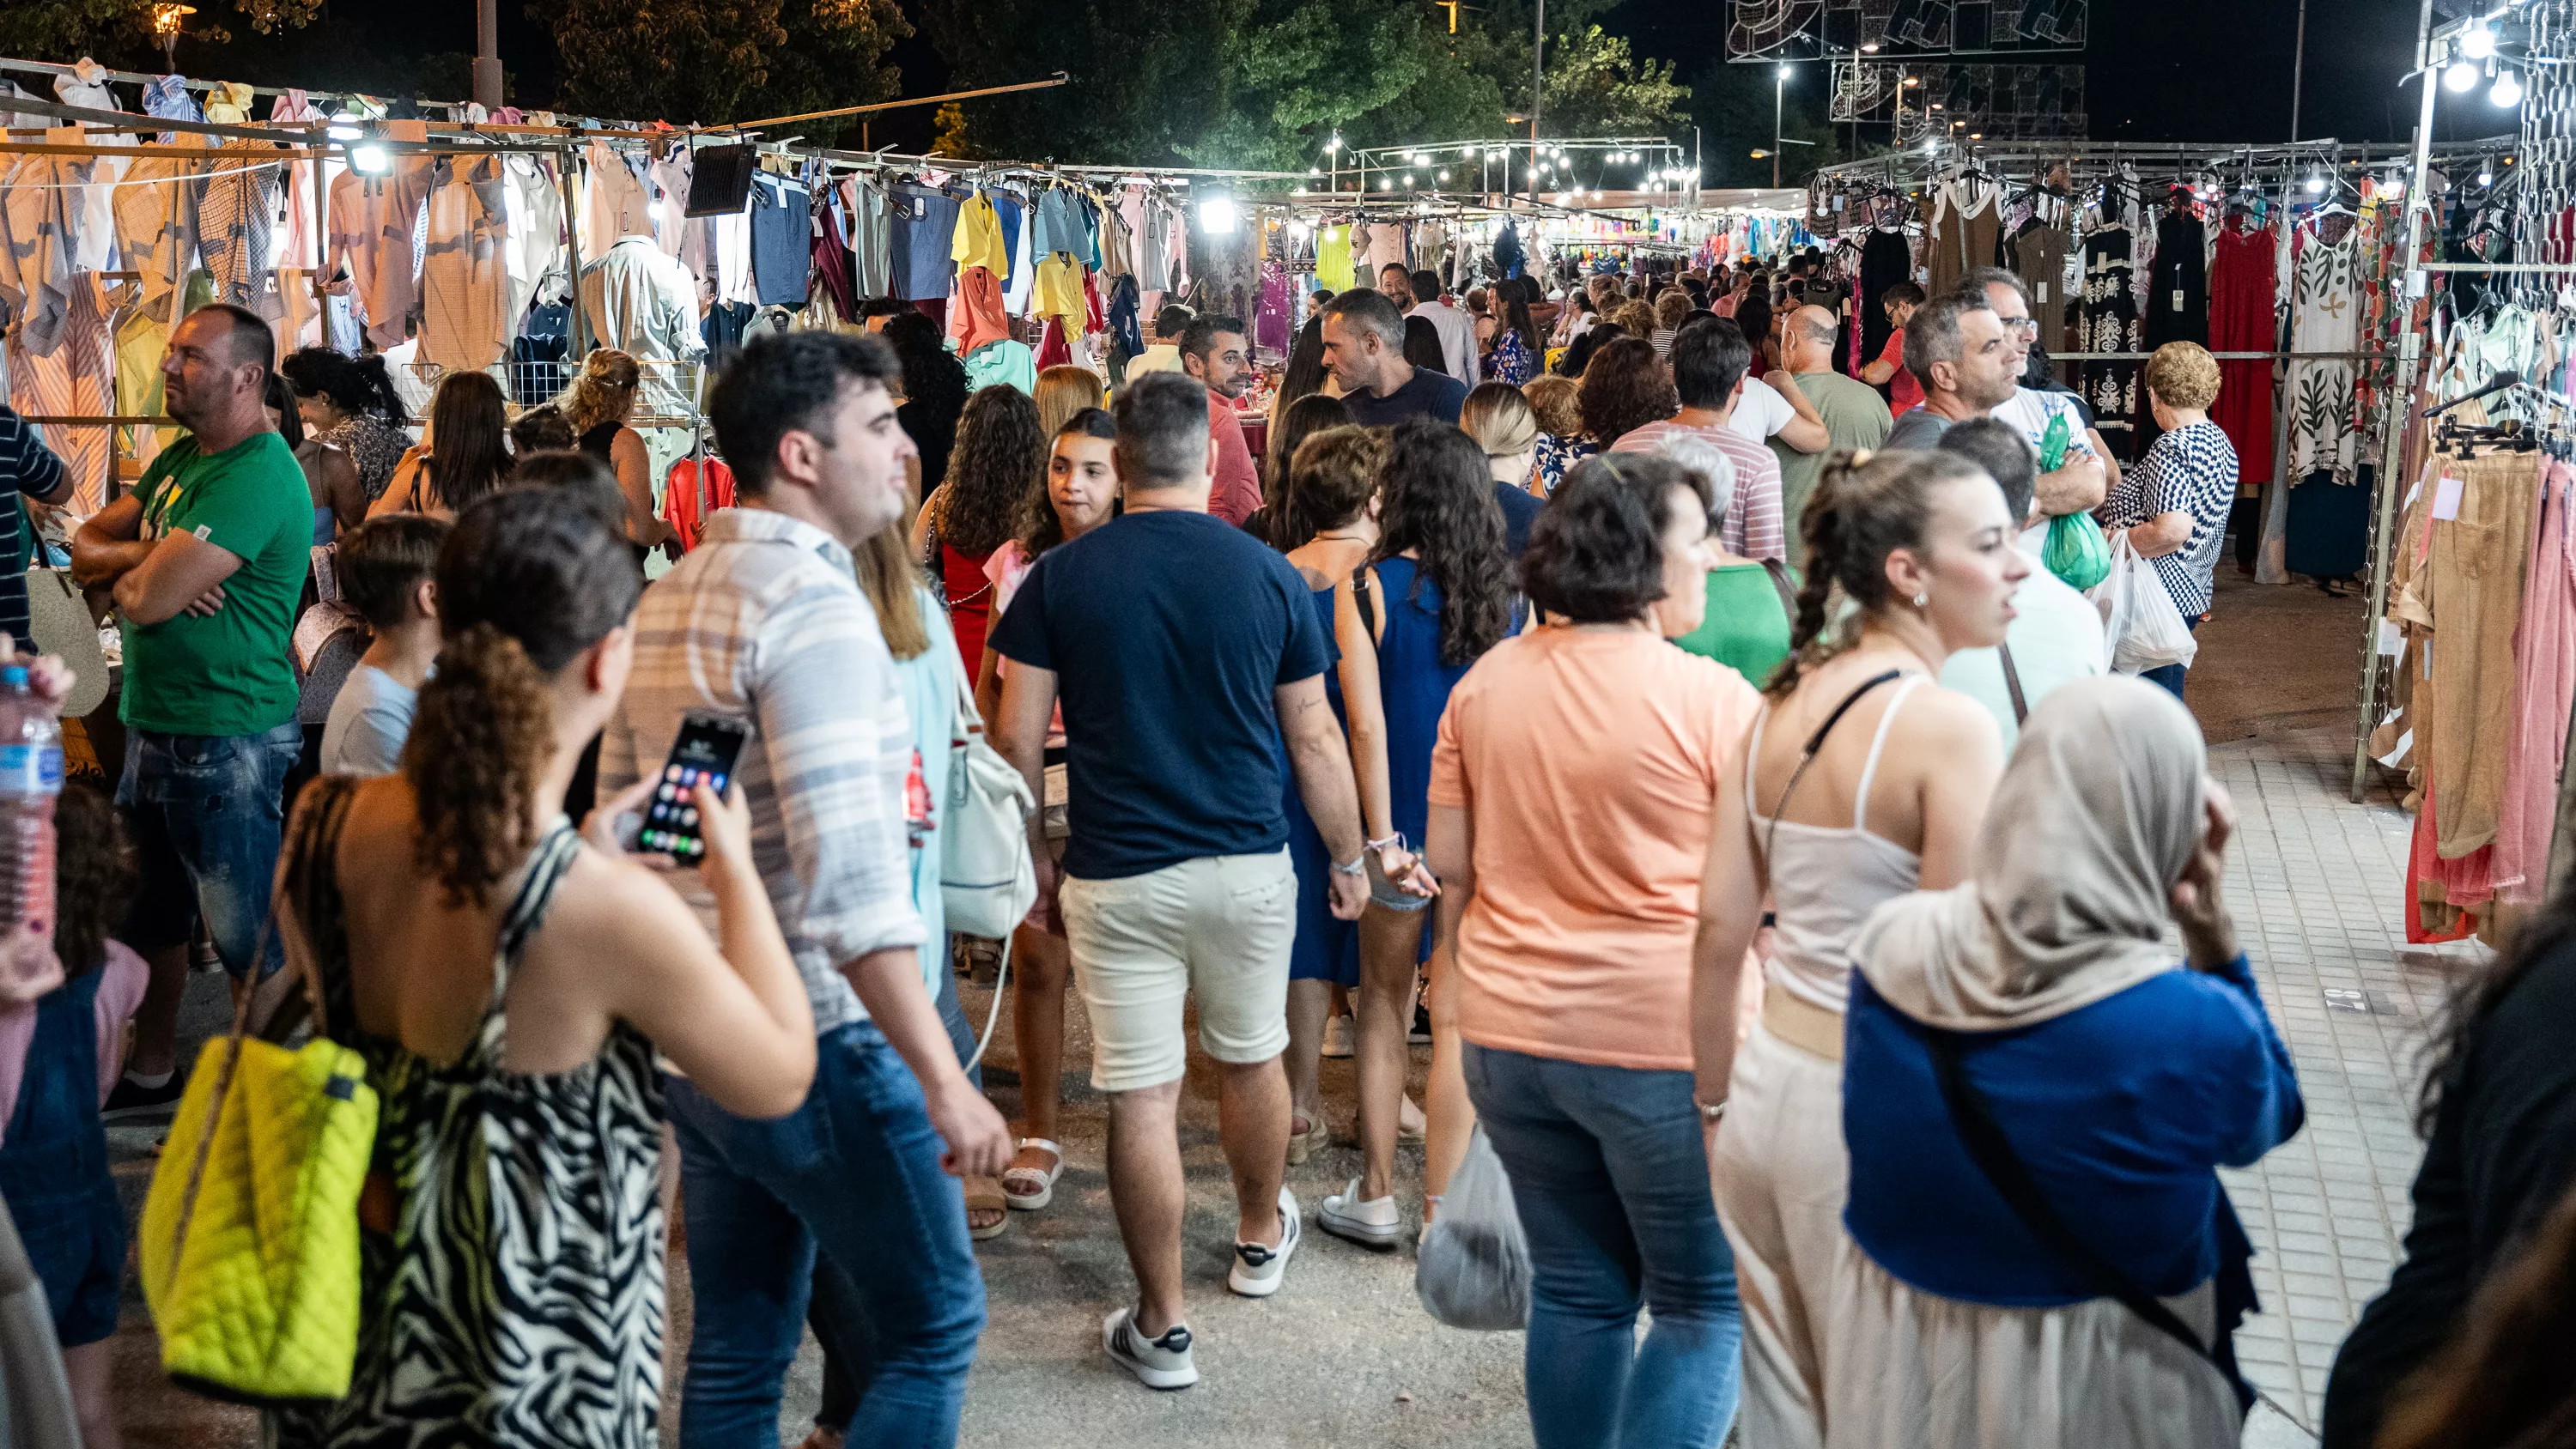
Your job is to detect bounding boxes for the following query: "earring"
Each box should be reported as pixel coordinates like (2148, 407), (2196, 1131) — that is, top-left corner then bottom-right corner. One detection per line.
(1913, 591), (1929, 609)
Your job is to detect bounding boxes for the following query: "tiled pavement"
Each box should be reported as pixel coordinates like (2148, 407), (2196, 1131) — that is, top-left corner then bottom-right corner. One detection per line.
(2215, 724), (2472, 1438)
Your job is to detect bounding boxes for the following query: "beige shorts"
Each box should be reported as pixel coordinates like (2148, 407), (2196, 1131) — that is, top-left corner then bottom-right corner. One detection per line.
(1060, 848), (1297, 1092)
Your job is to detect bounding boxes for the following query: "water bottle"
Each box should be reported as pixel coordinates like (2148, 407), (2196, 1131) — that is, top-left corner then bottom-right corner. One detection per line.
(0, 666), (64, 972)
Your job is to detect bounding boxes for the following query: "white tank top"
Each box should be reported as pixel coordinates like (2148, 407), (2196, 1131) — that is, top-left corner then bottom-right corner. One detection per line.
(1747, 674), (1928, 1015)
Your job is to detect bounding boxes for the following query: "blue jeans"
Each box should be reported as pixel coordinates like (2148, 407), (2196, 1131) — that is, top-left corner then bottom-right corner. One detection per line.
(667, 1020), (985, 1448)
(1462, 1044), (1743, 1449)
(115, 722), (301, 978)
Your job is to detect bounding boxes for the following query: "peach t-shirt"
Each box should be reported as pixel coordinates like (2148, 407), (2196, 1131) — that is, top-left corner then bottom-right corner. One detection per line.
(1430, 627), (1763, 1072)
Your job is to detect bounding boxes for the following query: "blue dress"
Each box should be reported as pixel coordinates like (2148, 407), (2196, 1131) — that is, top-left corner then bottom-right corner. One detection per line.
(1370, 557), (1519, 961)
(1283, 585), (1358, 984)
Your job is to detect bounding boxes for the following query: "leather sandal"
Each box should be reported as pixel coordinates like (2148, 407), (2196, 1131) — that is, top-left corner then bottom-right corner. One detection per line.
(1001, 1137), (1064, 1211)
(965, 1175), (1011, 1240)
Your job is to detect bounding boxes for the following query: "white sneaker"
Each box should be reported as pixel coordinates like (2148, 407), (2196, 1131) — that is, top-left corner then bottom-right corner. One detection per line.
(1228, 1186), (1302, 1297)
(1321, 1014), (1355, 1058)
(1320, 1177), (1405, 1249)
(1102, 1306), (1200, 1390)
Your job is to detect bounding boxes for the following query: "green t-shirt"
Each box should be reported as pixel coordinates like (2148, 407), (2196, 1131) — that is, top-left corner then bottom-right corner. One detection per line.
(1769, 370), (1893, 572)
(1675, 562), (1796, 688)
(120, 432), (313, 737)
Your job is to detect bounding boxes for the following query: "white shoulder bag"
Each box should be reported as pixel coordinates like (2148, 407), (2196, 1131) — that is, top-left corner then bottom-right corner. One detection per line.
(939, 665), (1037, 941)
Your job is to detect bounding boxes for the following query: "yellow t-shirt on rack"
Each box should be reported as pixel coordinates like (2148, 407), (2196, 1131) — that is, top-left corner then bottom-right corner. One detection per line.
(1316, 226), (1355, 293)
(1034, 255), (1087, 327)
(952, 190), (1009, 274)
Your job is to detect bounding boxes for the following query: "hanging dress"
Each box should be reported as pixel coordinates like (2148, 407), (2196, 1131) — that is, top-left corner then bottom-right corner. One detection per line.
(1925, 180), (2001, 301)
(2287, 222), (2362, 482)
(2207, 219), (2279, 488)
(272, 782), (667, 1449)
(2006, 217), (2073, 357)
(2081, 226), (2143, 458)
(2136, 205), (2211, 454)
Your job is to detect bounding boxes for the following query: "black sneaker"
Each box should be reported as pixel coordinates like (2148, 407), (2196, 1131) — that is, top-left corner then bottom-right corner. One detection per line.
(1409, 1002), (1433, 1046)
(103, 1073), (185, 1119)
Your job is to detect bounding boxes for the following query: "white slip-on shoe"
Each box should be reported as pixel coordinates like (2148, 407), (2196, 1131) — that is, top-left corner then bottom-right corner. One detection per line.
(1102, 1306), (1200, 1390)
(1321, 1014), (1355, 1058)
(1320, 1177), (1406, 1249)
(1228, 1186), (1302, 1297)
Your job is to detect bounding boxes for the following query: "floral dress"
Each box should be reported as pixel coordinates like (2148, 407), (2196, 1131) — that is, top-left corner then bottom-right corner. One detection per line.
(1533, 433), (1597, 496)
(1489, 330), (1538, 387)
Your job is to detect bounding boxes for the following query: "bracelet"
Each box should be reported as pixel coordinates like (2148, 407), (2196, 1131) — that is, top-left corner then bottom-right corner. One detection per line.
(1330, 854), (1367, 877)
(1365, 833), (1406, 852)
(1697, 1100), (1728, 1123)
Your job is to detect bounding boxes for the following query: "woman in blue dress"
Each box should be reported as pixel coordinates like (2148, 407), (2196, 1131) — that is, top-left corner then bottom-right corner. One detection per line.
(1322, 420), (1522, 1248)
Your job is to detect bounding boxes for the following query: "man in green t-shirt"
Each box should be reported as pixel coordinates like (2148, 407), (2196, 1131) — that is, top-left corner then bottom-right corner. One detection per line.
(1769, 305), (1893, 570)
(70, 304), (316, 1113)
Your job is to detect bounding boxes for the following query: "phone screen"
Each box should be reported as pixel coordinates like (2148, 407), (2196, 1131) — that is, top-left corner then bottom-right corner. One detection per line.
(641, 713), (750, 859)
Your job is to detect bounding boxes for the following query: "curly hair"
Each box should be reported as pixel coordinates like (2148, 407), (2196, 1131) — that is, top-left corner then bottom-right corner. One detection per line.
(55, 783), (133, 979)
(1610, 300), (1657, 337)
(1264, 393), (1357, 548)
(408, 489), (642, 907)
(2144, 340), (2221, 410)
(1522, 374), (1583, 437)
(556, 349), (640, 436)
(280, 346), (410, 426)
(1520, 453), (1712, 624)
(1577, 336), (1679, 445)
(1770, 448), (1989, 699)
(935, 385), (1046, 558)
(1371, 421), (1516, 666)
(1284, 425), (1384, 551)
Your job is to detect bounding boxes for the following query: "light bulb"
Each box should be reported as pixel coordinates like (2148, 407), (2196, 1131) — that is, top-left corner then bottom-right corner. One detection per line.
(1403, 173), (1416, 186)
(2480, 168), (2494, 185)
(2493, 71), (2524, 106)
(1326, 134), (1341, 153)
(2305, 173), (2325, 194)
(2461, 22), (2496, 59)
(2446, 60), (2482, 91)
(351, 142), (391, 176)
(1379, 177), (1392, 190)
(1779, 64), (1793, 80)
(1198, 196), (1238, 233)
(1437, 169), (1450, 182)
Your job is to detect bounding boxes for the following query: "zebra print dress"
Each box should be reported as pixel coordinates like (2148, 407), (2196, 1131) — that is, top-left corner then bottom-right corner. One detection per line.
(273, 779), (666, 1449)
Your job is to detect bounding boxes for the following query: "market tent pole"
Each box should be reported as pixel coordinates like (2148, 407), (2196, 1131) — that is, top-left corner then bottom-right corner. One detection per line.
(705, 76), (1069, 136)
(2352, 0), (2442, 803)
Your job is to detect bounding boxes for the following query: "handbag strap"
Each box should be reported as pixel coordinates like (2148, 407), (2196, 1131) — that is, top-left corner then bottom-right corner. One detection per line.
(1923, 1030), (2254, 1409)
(1352, 564), (1380, 644)
(1998, 642), (2030, 725)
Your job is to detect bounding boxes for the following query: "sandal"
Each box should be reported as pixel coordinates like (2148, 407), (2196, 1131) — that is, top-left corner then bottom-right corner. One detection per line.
(1398, 1094), (1427, 1145)
(1002, 1137), (1065, 1211)
(1287, 1115), (1315, 1166)
(966, 1174), (1011, 1240)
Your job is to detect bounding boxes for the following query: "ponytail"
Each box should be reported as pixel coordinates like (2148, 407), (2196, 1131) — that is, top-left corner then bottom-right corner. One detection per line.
(352, 353), (411, 427)
(406, 623), (553, 907)
(1765, 447), (1985, 699)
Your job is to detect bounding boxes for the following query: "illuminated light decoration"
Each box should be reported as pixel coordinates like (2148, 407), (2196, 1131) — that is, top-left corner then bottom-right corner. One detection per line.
(1379, 176), (1393, 190)
(1326, 134), (1342, 153)
(1198, 194), (1239, 233)
(1403, 173), (1416, 186)
(1437, 169), (1450, 182)
(2461, 21), (2496, 58)
(2493, 70), (2524, 106)
(1861, 40), (1880, 52)
(2446, 60), (2482, 91)
(1288, 218), (1311, 239)
(2480, 167), (2494, 185)
(2304, 170), (2325, 194)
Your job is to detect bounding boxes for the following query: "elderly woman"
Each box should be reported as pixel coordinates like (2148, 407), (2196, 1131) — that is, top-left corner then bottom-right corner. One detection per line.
(1825, 676), (2303, 1449)
(2103, 342), (2237, 700)
(1522, 374), (1590, 497)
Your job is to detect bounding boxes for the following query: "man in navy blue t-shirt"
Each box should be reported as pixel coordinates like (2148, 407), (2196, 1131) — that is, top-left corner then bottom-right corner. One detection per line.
(989, 371), (1370, 1390)
(1321, 288), (1470, 427)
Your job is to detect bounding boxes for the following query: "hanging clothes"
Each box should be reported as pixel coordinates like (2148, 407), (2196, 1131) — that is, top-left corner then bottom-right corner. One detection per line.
(420, 155), (514, 373)
(2495, 460), (2576, 904)
(1315, 225), (1355, 293)
(0, 136), (94, 356)
(889, 183), (961, 301)
(843, 176), (892, 300)
(962, 338), (1036, 395)
(2287, 222), (2362, 482)
(201, 81), (255, 124)
(581, 140), (653, 263)
(199, 138), (285, 320)
(2207, 219), (2278, 487)
(142, 75), (202, 145)
(2079, 225), (2142, 457)
(947, 266), (1009, 355)
(328, 119), (434, 349)
(2005, 219), (2072, 357)
(747, 173), (811, 308)
(4, 274), (112, 512)
(577, 236), (708, 418)
(952, 188), (1008, 275)
(1925, 179), (2001, 300)
(1858, 226), (1914, 385)
(2136, 203), (2209, 454)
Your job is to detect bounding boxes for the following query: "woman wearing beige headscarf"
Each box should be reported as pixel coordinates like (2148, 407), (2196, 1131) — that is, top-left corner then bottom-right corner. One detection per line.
(1821, 676), (2305, 1449)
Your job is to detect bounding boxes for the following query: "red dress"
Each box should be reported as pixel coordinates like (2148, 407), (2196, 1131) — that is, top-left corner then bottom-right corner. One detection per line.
(943, 543), (998, 676)
(2208, 221), (2278, 486)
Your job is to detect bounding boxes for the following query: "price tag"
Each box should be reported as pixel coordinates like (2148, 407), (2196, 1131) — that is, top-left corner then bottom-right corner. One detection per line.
(2037, 282), (2049, 304)
(2433, 474), (2466, 521)
(2172, 289), (2186, 311)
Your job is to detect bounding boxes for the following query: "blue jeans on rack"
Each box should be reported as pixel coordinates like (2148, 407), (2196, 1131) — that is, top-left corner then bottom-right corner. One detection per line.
(1463, 1043), (1744, 1449)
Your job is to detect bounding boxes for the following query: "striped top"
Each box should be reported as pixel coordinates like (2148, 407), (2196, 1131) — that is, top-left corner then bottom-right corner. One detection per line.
(598, 507), (926, 1034)
(0, 407), (68, 654)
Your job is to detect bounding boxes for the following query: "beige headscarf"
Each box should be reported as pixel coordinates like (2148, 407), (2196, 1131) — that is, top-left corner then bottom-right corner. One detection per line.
(1850, 676), (2207, 1033)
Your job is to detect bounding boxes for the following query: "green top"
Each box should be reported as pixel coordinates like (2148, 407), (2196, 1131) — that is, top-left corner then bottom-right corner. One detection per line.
(1769, 369), (1893, 572)
(120, 432), (313, 737)
(1674, 562), (1796, 688)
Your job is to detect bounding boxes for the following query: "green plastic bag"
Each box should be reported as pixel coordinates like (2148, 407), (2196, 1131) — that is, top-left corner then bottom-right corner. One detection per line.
(2045, 511), (2112, 592)
(2038, 408), (2073, 472)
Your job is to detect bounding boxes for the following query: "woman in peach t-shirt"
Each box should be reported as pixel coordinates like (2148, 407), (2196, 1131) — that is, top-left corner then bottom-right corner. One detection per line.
(1423, 452), (1761, 1449)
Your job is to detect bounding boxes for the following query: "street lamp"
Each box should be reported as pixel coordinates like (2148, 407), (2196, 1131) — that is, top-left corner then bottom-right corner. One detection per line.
(1773, 63), (1791, 188)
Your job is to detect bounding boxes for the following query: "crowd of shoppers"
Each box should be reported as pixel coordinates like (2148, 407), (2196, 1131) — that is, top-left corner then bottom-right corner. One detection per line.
(17, 258), (2565, 1449)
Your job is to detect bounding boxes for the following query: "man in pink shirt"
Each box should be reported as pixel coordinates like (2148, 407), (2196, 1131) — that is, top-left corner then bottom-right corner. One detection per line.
(1180, 314), (1263, 527)
(1609, 316), (1788, 561)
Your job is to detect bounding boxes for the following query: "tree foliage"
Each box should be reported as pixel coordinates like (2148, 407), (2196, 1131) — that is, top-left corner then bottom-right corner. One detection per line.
(534, 0), (907, 134)
(918, 0), (1687, 171)
(1688, 58), (1846, 189)
(0, 0), (325, 70)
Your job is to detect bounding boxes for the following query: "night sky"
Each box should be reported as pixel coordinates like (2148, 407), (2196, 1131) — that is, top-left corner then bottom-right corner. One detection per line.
(223, 0), (2486, 155)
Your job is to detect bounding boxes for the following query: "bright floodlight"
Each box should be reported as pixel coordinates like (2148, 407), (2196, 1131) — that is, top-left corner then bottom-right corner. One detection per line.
(351, 142), (391, 175)
(2461, 21), (2496, 58)
(1199, 196), (1238, 233)
(2446, 60), (2482, 91)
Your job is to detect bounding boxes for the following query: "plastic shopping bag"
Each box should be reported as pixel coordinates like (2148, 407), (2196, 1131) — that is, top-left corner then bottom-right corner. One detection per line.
(2044, 511), (2113, 592)
(1415, 1126), (1531, 1331)
(2089, 535), (2199, 676)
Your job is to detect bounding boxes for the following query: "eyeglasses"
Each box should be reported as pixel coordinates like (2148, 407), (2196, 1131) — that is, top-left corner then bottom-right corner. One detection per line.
(2001, 317), (2040, 338)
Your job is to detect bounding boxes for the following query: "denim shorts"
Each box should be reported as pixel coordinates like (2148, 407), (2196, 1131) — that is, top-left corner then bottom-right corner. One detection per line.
(117, 721), (301, 977)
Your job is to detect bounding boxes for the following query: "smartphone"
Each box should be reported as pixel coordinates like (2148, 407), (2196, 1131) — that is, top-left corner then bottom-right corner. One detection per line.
(639, 712), (750, 860)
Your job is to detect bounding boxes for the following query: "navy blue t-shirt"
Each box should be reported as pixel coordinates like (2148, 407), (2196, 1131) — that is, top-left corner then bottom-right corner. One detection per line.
(1344, 367), (1470, 427)
(989, 510), (1333, 880)
(1492, 481), (1542, 557)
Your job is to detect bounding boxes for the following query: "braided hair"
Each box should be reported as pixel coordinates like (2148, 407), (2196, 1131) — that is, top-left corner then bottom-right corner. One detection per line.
(1768, 448), (1990, 700)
